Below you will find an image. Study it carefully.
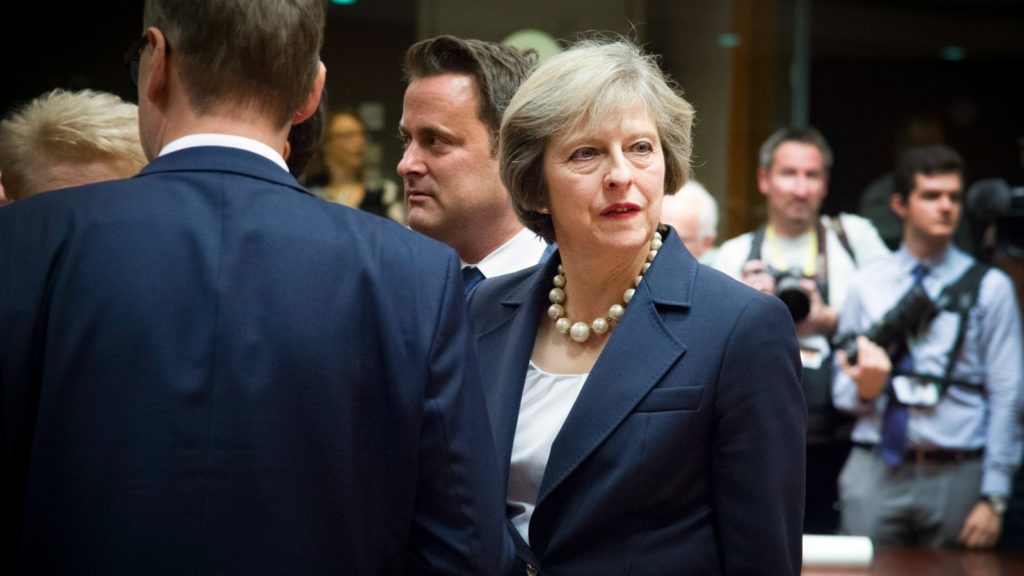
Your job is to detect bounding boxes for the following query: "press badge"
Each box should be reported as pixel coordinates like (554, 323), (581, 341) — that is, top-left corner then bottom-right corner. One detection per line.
(800, 346), (823, 369)
(891, 375), (940, 407)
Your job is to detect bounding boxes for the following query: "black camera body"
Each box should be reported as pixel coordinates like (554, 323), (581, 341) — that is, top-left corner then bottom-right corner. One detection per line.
(834, 283), (938, 365)
(967, 178), (1024, 258)
(771, 267), (813, 323)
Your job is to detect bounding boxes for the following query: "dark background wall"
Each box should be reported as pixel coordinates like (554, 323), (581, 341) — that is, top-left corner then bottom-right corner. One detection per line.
(3, 0), (1022, 246)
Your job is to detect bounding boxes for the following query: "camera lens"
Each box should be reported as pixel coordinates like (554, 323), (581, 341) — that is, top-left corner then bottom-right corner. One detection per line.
(775, 276), (811, 323)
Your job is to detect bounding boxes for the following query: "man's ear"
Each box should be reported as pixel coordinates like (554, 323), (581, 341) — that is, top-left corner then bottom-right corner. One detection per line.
(292, 61), (326, 125)
(144, 27), (170, 109)
(890, 192), (908, 220)
(756, 166), (770, 196)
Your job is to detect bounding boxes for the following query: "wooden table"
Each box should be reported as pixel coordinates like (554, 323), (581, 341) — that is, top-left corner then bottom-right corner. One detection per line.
(802, 547), (1024, 575)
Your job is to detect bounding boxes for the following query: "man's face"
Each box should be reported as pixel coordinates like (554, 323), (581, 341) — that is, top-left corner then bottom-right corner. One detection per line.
(758, 141), (828, 233)
(892, 172), (963, 243)
(397, 73), (510, 249)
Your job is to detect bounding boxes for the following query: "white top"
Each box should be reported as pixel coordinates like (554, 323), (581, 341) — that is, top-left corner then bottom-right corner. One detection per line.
(507, 361), (588, 544)
(463, 227), (549, 280)
(159, 133), (289, 172)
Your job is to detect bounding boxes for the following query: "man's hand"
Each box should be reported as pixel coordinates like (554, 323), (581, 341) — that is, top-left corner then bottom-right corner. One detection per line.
(958, 501), (1002, 549)
(836, 336), (891, 400)
(741, 259), (776, 294)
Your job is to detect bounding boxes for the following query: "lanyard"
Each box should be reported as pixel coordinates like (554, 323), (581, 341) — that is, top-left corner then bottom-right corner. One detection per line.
(765, 224), (819, 278)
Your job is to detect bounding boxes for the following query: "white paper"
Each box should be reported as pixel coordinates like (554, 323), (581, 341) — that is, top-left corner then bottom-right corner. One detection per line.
(802, 535), (874, 567)
(892, 375), (940, 407)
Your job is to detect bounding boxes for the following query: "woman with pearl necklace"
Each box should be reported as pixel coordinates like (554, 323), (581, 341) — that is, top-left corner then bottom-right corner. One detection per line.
(466, 37), (807, 575)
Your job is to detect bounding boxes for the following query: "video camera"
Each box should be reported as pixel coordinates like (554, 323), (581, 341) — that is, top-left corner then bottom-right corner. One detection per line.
(834, 283), (938, 365)
(967, 178), (1024, 258)
(770, 267), (813, 323)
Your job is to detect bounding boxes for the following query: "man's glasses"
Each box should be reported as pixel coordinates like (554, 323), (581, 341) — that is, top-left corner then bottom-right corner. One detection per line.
(124, 33), (148, 88)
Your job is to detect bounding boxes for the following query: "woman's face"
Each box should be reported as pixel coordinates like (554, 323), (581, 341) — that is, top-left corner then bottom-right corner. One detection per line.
(327, 113), (367, 170)
(543, 105), (665, 256)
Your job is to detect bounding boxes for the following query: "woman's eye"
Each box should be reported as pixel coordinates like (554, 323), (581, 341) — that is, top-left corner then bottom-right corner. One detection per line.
(570, 148), (597, 161)
(632, 141), (654, 154)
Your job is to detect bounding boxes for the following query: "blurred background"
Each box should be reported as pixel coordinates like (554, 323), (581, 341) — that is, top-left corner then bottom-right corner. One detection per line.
(3, 0), (1022, 244)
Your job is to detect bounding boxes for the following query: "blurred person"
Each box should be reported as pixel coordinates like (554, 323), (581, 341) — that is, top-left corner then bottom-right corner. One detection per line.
(834, 144), (1023, 549)
(0, 88), (146, 201)
(659, 178), (718, 262)
(713, 126), (891, 534)
(303, 107), (404, 222)
(399, 35), (549, 293)
(284, 90), (325, 179)
(469, 37), (805, 575)
(1, 1), (506, 574)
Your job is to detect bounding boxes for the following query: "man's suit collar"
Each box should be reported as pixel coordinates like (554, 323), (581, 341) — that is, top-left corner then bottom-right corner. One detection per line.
(138, 146), (313, 198)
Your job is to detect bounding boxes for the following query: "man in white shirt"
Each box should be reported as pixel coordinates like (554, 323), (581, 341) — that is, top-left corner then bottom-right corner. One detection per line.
(398, 36), (550, 290)
(713, 127), (890, 534)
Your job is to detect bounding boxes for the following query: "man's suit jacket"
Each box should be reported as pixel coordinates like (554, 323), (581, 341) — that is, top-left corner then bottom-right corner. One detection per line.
(467, 227), (807, 575)
(1, 147), (507, 575)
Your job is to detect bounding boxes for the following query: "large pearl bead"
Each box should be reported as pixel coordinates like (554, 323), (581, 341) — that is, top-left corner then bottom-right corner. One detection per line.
(549, 287), (565, 304)
(555, 317), (572, 334)
(569, 321), (591, 343)
(592, 317), (609, 335)
(548, 303), (565, 320)
(608, 304), (625, 320)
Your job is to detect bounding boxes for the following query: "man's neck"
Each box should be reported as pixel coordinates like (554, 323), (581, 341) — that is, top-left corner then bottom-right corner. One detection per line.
(456, 223), (524, 266)
(904, 230), (951, 261)
(160, 106), (291, 160)
(768, 216), (815, 239)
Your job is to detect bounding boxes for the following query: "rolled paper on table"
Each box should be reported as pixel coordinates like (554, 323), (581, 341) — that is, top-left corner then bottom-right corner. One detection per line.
(802, 534), (874, 567)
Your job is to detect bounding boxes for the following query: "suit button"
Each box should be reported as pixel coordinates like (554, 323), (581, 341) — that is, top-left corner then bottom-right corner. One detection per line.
(526, 564), (538, 576)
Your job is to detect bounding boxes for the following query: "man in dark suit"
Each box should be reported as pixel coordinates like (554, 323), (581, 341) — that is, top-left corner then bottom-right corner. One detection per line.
(1, 1), (506, 574)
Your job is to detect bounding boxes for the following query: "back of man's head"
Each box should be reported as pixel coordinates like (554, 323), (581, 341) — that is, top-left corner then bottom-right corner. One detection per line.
(0, 89), (147, 200)
(143, 0), (324, 127)
(403, 35), (536, 152)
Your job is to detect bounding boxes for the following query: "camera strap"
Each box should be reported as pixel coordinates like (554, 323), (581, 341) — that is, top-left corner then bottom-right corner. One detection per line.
(748, 218), (858, 305)
(894, 262), (990, 397)
(936, 262), (991, 393)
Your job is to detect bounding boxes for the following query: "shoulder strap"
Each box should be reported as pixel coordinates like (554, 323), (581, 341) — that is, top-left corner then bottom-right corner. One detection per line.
(830, 215), (857, 266)
(936, 262), (991, 390)
(746, 225), (766, 263)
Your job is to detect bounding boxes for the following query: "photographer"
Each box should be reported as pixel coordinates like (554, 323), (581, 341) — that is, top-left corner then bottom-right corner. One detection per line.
(833, 144), (1023, 549)
(714, 127), (891, 534)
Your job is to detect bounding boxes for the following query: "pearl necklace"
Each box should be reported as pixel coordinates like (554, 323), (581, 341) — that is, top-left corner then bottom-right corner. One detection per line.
(548, 231), (663, 343)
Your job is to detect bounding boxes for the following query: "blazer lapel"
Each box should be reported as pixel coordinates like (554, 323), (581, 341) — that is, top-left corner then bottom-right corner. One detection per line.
(536, 228), (696, 505)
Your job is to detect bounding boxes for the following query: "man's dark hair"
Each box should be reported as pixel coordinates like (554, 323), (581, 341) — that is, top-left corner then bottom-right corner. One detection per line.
(893, 144), (965, 200)
(403, 35), (536, 153)
(758, 126), (833, 171)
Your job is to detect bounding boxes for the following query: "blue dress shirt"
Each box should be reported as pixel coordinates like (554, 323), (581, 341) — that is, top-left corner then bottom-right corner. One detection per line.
(833, 244), (1024, 496)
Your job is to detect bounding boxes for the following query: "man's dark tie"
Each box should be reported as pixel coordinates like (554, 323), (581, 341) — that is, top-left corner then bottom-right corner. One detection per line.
(879, 263), (929, 466)
(462, 266), (485, 294)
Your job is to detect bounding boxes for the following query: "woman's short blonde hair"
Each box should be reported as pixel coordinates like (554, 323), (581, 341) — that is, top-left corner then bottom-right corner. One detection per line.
(0, 89), (146, 200)
(499, 37), (694, 243)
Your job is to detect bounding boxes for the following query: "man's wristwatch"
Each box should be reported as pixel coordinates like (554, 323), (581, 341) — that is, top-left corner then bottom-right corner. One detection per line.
(981, 494), (1009, 516)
